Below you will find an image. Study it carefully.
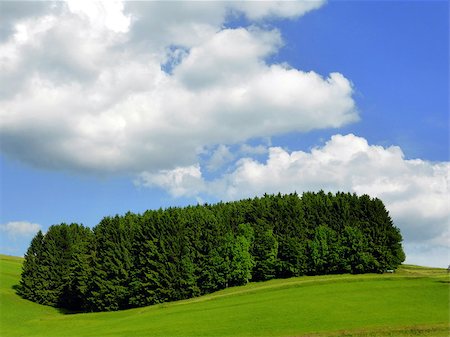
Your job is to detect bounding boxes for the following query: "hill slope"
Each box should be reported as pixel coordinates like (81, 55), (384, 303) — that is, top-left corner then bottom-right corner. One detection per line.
(0, 254), (448, 337)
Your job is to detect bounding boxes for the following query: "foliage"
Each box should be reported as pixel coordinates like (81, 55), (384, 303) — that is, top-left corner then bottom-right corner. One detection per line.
(18, 191), (406, 312)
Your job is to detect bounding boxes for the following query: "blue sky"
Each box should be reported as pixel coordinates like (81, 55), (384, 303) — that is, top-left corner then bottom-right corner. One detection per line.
(0, 1), (448, 267)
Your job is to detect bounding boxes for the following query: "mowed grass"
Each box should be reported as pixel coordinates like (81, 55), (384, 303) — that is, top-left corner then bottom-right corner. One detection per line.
(0, 255), (448, 337)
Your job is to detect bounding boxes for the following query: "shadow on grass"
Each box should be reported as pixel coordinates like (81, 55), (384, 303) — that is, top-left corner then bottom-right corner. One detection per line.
(11, 284), (85, 315)
(56, 307), (85, 315)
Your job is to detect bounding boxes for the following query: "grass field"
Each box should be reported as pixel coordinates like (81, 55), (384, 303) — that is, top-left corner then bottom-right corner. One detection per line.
(0, 254), (448, 337)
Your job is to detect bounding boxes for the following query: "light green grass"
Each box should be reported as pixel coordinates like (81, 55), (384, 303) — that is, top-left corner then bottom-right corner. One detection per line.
(0, 254), (448, 337)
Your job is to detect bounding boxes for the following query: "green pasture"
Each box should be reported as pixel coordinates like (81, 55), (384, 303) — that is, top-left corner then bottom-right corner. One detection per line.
(1, 255), (448, 337)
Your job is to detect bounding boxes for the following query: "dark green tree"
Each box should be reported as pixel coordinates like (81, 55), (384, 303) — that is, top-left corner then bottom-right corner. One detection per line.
(277, 236), (307, 278)
(228, 223), (254, 286)
(87, 216), (134, 311)
(18, 230), (45, 302)
(58, 224), (94, 310)
(309, 225), (339, 274)
(129, 211), (162, 307)
(252, 224), (279, 281)
(340, 225), (377, 273)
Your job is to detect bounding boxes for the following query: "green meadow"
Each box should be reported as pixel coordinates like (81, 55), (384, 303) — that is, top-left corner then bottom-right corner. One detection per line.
(1, 254), (448, 337)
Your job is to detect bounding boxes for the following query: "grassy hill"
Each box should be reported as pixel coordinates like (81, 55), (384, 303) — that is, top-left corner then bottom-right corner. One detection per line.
(0, 254), (448, 337)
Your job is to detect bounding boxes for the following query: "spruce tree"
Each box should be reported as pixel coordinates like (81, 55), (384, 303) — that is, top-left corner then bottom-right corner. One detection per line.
(18, 230), (45, 302)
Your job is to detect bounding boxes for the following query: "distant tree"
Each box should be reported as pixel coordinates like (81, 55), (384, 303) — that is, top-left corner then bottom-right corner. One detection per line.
(18, 230), (45, 302)
(252, 223), (279, 281)
(228, 223), (254, 286)
(309, 225), (339, 275)
(58, 224), (94, 310)
(19, 224), (93, 308)
(129, 211), (162, 307)
(277, 236), (307, 278)
(87, 216), (134, 311)
(35, 224), (73, 306)
(340, 225), (377, 274)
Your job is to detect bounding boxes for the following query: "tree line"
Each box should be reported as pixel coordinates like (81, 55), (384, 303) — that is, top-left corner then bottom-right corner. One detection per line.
(18, 191), (405, 312)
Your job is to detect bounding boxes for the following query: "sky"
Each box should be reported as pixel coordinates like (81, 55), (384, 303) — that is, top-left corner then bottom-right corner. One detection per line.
(0, 1), (448, 268)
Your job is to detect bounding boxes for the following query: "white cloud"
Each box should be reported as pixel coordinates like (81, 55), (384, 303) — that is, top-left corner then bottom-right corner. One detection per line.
(206, 145), (235, 171)
(122, 1), (326, 52)
(0, 1), (356, 174)
(239, 144), (269, 156)
(66, 1), (130, 33)
(173, 27), (283, 89)
(233, 1), (325, 20)
(0, 221), (41, 238)
(141, 134), (450, 266)
(136, 164), (204, 198)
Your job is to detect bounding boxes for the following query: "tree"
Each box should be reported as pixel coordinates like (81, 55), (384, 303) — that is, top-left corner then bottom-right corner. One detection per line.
(18, 230), (45, 302)
(309, 225), (339, 274)
(87, 216), (134, 311)
(36, 224), (72, 306)
(340, 225), (377, 273)
(129, 211), (162, 307)
(277, 236), (307, 278)
(228, 223), (254, 286)
(58, 224), (94, 310)
(252, 224), (279, 281)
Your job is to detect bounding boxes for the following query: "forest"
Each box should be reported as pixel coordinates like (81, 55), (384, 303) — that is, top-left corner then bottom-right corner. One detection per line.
(18, 191), (405, 312)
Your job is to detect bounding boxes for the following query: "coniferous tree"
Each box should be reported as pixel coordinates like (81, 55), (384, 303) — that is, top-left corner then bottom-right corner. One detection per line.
(228, 223), (254, 286)
(87, 216), (134, 311)
(340, 225), (377, 273)
(277, 236), (307, 278)
(37, 224), (71, 306)
(58, 224), (94, 310)
(309, 225), (339, 275)
(252, 224), (279, 281)
(129, 211), (162, 307)
(18, 230), (45, 302)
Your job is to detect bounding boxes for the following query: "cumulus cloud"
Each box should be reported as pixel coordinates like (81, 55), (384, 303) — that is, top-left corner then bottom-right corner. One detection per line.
(0, 1), (59, 42)
(123, 1), (325, 51)
(0, 221), (41, 238)
(66, 1), (130, 33)
(173, 27), (283, 89)
(136, 165), (204, 198)
(239, 143), (269, 156)
(139, 134), (450, 266)
(233, 1), (325, 20)
(206, 145), (235, 172)
(0, 1), (357, 174)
